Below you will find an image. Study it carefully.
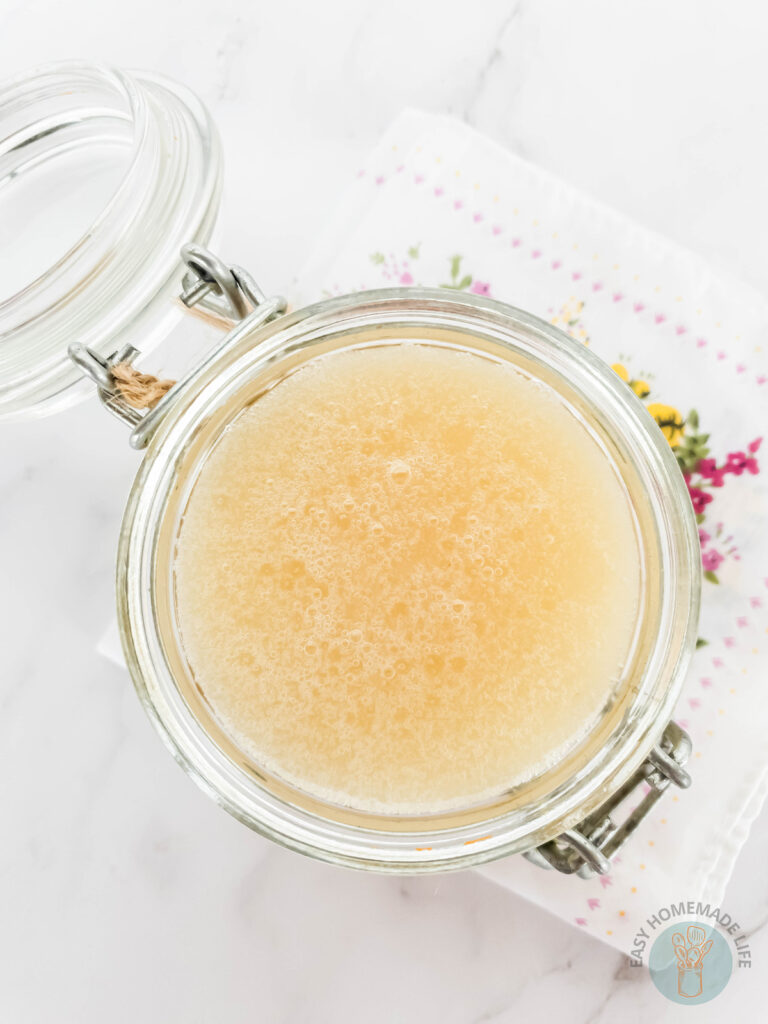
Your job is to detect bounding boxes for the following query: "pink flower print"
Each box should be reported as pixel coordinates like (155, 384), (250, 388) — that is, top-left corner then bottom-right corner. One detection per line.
(748, 437), (763, 453)
(708, 468), (729, 489)
(698, 528), (711, 547)
(702, 549), (724, 573)
(470, 280), (491, 296)
(688, 485), (714, 515)
(697, 458), (727, 487)
(726, 451), (747, 474)
(399, 271), (414, 285)
(726, 451), (759, 476)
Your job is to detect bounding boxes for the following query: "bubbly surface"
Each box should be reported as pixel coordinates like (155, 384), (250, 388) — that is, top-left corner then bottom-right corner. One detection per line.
(174, 344), (640, 813)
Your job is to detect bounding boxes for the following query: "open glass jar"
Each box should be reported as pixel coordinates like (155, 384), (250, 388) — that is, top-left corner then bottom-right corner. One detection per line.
(1, 61), (700, 876)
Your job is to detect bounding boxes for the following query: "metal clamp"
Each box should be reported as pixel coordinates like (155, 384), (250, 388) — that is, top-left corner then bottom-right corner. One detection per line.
(68, 342), (145, 429)
(68, 245), (287, 444)
(524, 720), (692, 878)
(179, 243), (267, 321)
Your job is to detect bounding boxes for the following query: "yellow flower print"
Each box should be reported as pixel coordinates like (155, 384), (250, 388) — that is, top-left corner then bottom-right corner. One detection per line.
(646, 402), (685, 446)
(612, 362), (650, 399)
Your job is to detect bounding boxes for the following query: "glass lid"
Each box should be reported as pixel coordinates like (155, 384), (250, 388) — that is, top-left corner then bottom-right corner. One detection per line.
(0, 60), (223, 421)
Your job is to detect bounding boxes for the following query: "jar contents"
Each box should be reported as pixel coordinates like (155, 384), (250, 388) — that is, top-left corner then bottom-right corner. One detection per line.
(174, 344), (640, 813)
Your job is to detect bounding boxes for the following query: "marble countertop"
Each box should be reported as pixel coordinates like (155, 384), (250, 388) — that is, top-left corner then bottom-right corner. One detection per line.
(2, 1), (768, 1020)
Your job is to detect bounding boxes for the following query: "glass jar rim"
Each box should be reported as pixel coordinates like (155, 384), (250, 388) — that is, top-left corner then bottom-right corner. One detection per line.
(0, 60), (223, 421)
(118, 287), (701, 871)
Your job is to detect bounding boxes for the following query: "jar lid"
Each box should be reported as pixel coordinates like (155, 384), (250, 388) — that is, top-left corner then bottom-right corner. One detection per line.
(0, 61), (223, 421)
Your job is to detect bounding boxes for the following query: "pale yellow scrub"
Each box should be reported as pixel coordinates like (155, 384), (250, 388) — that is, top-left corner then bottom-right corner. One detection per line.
(175, 345), (639, 813)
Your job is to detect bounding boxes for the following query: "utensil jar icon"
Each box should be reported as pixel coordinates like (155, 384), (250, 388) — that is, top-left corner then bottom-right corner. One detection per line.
(674, 927), (713, 998)
(678, 966), (703, 998)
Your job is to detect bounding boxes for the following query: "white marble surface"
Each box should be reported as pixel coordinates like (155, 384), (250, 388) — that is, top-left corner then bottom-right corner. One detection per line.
(2, 1), (768, 1020)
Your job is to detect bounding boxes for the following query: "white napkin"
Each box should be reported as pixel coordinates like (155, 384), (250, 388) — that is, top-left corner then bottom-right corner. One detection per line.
(102, 110), (768, 954)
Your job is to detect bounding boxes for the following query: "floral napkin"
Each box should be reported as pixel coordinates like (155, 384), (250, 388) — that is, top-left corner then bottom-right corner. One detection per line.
(291, 110), (768, 953)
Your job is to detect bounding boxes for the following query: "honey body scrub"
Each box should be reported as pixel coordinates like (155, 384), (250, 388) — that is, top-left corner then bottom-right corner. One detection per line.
(175, 344), (640, 813)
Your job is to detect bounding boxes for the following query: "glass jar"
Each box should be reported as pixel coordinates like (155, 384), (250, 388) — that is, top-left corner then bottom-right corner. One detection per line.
(1, 62), (700, 876)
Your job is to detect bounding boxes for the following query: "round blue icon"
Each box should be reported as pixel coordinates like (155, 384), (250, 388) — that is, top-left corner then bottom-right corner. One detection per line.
(648, 920), (732, 1004)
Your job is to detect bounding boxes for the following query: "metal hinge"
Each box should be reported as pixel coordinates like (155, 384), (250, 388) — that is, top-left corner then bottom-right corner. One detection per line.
(524, 720), (692, 878)
(178, 243), (269, 321)
(68, 245), (286, 446)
